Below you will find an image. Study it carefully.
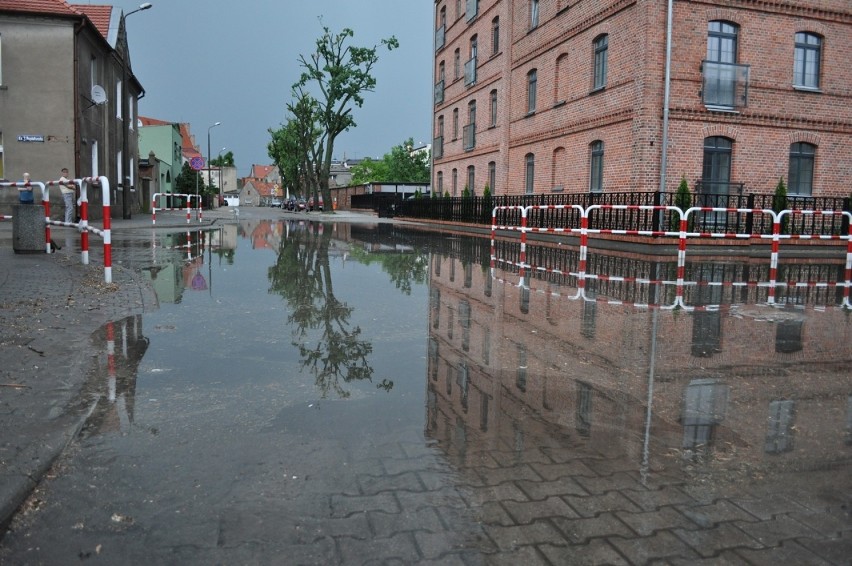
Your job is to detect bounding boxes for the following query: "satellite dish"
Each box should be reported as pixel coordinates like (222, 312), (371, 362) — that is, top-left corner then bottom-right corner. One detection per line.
(91, 85), (107, 105)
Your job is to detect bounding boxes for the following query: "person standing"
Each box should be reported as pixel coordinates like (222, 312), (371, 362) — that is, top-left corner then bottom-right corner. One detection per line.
(58, 168), (75, 223)
(18, 172), (33, 204)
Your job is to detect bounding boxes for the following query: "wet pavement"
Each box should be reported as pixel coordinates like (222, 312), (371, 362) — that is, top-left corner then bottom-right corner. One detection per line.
(1, 207), (850, 564)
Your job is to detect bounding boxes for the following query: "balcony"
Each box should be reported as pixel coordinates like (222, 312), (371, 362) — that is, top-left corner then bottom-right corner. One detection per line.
(701, 61), (750, 109)
(435, 25), (445, 51)
(463, 124), (475, 151)
(433, 135), (444, 160)
(464, 57), (477, 87)
(434, 80), (444, 105)
(466, 0), (478, 22)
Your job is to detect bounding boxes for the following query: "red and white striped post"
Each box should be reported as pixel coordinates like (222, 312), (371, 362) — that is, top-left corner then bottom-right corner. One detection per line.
(100, 176), (113, 284)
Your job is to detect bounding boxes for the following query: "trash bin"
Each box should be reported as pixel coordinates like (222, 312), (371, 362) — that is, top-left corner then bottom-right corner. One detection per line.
(12, 204), (46, 254)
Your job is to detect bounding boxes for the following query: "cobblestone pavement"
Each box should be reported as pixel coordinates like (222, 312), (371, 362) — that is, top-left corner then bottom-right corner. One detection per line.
(1, 209), (850, 564)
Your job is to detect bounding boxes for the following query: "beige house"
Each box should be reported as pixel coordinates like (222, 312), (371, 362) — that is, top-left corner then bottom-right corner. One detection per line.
(0, 0), (146, 219)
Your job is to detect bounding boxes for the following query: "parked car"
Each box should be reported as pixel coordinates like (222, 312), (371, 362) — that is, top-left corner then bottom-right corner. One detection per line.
(308, 196), (324, 211)
(296, 198), (307, 211)
(270, 198), (283, 208)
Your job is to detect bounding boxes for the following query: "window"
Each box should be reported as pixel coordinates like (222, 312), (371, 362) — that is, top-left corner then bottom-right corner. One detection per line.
(491, 17), (500, 54)
(776, 319), (804, 353)
(0, 33), (4, 85)
(490, 89), (497, 127)
(682, 379), (726, 450)
(527, 69), (537, 113)
(593, 34), (608, 90)
(0, 132), (4, 178)
(794, 32), (821, 89)
(576, 382), (592, 437)
(530, 0), (539, 30)
(437, 171), (443, 194)
(788, 142), (815, 196)
(465, 37), (478, 86)
(90, 56), (98, 91)
(488, 161), (496, 193)
(700, 136), (733, 225)
(704, 21), (740, 107)
(439, 6), (446, 28)
(116, 81), (122, 119)
(464, 100), (476, 150)
(467, 165), (475, 193)
(456, 0), (461, 19)
(117, 150), (122, 186)
(470, 35), (477, 59)
(439, 61), (445, 82)
(466, 0), (478, 22)
(128, 94), (135, 127)
(525, 153), (535, 194)
(454, 48), (460, 80)
(91, 140), (99, 177)
(452, 168), (458, 196)
(589, 140), (603, 193)
(452, 108), (459, 139)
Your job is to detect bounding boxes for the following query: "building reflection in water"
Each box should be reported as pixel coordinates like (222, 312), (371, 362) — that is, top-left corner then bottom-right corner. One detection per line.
(426, 236), (851, 483)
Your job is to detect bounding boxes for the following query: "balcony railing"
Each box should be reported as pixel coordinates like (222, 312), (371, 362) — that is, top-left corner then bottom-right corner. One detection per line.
(462, 124), (475, 151)
(464, 57), (477, 87)
(435, 25), (445, 51)
(433, 135), (444, 160)
(434, 80), (444, 105)
(701, 61), (750, 109)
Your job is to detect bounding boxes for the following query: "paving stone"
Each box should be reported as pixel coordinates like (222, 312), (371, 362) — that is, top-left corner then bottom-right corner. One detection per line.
(503, 495), (580, 524)
(474, 463), (543, 487)
(734, 514), (821, 547)
(538, 540), (629, 565)
(616, 506), (697, 537)
(336, 532), (421, 563)
(575, 472), (647, 495)
(488, 447), (554, 467)
(357, 471), (425, 495)
(733, 539), (835, 565)
(483, 520), (567, 551)
(396, 486), (470, 513)
(529, 460), (599, 481)
(666, 550), (750, 565)
(368, 506), (445, 538)
(796, 536), (852, 565)
(623, 485), (697, 512)
(478, 545), (549, 565)
(677, 499), (760, 528)
(383, 455), (445, 475)
(787, 509), (852, 539)
(551, 512), (635, 544)
(417, 469), (460, 491)
(610, 530), (702, 563)
(330, 492), (400, 518)
(565, 491), (644, 518)
(733, 493), (810, 520)
(465, 500), (515, 527)
(414, 529), (494, 561)
(515, 477), (588, 501)
(461, 483), (530, 508)
(673, 522), (763, 558)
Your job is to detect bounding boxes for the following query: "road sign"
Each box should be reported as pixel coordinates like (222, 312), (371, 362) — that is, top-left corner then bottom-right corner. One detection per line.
(190, 156), (204, 171)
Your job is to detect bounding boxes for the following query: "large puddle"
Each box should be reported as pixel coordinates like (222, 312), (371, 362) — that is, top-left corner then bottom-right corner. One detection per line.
(3, 217), (850, 564)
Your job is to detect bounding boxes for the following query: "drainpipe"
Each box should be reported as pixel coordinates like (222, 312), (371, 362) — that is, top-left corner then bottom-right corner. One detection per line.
(659, 0), (673, 195)
(73, 18), (85, 177)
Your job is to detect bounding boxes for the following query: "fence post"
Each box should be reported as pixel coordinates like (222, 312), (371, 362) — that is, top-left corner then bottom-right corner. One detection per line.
(843, 196), (851, 236)
(653, 190), (665, 232)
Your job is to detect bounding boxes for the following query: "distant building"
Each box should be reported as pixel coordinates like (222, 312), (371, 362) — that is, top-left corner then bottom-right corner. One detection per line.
(138, 117), (182, 196)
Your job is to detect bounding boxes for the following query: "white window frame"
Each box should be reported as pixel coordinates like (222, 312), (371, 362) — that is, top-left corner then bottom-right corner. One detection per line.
(116, 80), (122, 119)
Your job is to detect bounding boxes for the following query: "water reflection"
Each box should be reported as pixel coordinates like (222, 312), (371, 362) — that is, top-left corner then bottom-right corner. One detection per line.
(428, 235), (851, 500)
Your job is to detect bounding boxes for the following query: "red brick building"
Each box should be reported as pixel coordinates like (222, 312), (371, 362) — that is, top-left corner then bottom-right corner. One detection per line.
(432, 0), (852, 200)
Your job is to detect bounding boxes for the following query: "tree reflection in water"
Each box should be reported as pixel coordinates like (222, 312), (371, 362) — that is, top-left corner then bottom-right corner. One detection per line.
(268, 222), (375, 399)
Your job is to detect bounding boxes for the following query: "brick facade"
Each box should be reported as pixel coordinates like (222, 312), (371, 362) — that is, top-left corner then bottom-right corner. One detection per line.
(433, 0), (852, 198)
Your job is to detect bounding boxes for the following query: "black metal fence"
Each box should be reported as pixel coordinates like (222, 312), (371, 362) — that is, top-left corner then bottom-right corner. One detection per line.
(397, 191), (851, 236)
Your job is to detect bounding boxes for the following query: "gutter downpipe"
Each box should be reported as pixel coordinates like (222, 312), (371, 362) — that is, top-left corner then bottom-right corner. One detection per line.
(659, 0), (673, 196)
(73, 18), (85, 177)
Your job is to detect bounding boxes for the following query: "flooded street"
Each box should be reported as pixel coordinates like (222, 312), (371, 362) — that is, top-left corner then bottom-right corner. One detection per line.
(1, 211), (850, 564)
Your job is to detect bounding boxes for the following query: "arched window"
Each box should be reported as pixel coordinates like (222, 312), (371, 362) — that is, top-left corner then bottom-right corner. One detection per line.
(525, 153), (535, 194)
(437, 171), (443, 194)
(491, 17), (500, 54)
(794, 32), (821, 89)
(593, 34), (608, 90)
(527, 69), (537, 113)
(589, 141), (603, 193)
(788, 142), (816, 195)
(490, 89), (498, 127)
(488, 161), (496, 193)
(467, 165), (475, 194)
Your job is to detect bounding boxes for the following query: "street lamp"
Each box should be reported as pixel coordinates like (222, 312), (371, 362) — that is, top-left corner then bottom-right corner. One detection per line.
(207, 121), (221, 204)
(120, 2), (153, 219)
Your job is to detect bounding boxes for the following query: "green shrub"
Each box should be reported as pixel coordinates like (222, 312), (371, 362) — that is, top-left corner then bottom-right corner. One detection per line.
(773, 177), (789, 234)
(672, 175), (693, 232)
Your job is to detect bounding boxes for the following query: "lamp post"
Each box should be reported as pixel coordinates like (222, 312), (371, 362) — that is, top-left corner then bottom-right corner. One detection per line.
(120, 2), (153, 219)
(217, 146), (227, 201)
(207, 121), (221, 206)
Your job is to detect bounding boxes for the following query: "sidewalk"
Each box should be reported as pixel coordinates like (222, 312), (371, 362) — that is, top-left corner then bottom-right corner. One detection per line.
(0, 208), (233, 530)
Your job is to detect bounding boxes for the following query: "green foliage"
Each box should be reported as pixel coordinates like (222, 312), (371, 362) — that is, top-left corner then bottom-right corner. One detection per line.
(414, 189), (422, 199)
(349, 138), (430, 184)
(268, 92), (323, 197)
(209, 151), (235, 167)
(773, 177), (789, 234)
(174, 161), (207, 195)
(462, 185), (471, 198)
(672, 175), (693, 232)
(444, 191), (450, 198)
(292, 24), (398, 209)
(482, 184), (491, 199)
